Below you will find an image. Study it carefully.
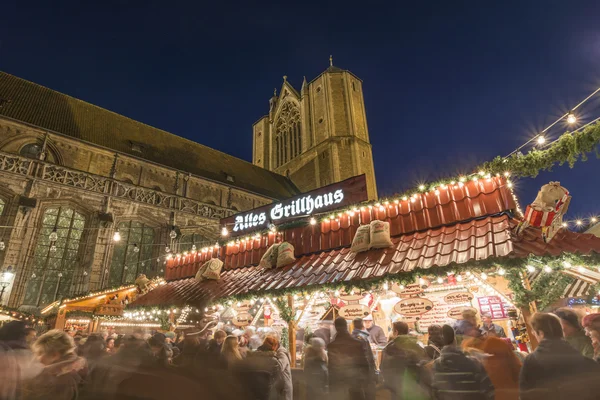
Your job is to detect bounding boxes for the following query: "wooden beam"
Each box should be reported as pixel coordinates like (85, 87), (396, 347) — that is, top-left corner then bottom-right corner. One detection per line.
(521, 271), (539, 350)
(287, 295), (297, 367)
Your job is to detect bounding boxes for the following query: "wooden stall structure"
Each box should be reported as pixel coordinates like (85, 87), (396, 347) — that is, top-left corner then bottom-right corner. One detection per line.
(129, 175), (600, 362)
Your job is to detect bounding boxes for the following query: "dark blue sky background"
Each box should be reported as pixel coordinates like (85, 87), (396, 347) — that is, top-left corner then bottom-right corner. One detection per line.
(1, 1), (599, 227)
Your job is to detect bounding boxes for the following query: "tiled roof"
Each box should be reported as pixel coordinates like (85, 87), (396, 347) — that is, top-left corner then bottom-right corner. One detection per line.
(0, 71), (298, 199)
(132, 218), (600, 307)
(166, 176), (517, 280)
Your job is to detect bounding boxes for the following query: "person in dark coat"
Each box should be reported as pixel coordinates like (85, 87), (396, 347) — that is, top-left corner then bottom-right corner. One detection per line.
(554, 308), (594, 359)
(364, 315), (388, 346)
(424, 324), (444, 360)
(328, 317), (376, 400)
(236, 340), (281, 400)
(303, 337), (329, 398)
(380, 321), (427, 400)
(431, 325), (494, 400)
(519, 312), (600, 400)
(23, 329), (86, 400)
(313, 321), (332, 347)
(207, 329), (227, 355)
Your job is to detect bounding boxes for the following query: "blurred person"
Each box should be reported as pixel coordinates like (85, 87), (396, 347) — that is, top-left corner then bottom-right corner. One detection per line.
(380, 321), (427, 400)
(519, 312), (600, 400)
(351, 317), (371, 342)
(105, 337), (116, 355)
(313, 321), (331, 346)
(328, 317), (376, 400)
(582, 313), (600, 362)
(463, 334), (521, 400)
(431, 325), (494, 400)
(424, 324), (444, 360)
(207, 329), (227, 354)
(148, 333), (172, 367)
(481, 313), (506, 338)
(221, 335), (243, 368)
(303, 337), (328, 398)
(363, 314), (387, 346)
(454, 309), (481, 342)
(79, 334), (106, 374)
(238, 334), (250, 358)
(0, 321), (41, 400)
(258, 336), (293, 400)
(67, 328), (76, 338)
(23, 329), (86, 400)
(237, 336), (280, 400)
(24, 327), (37, 347)
(554, 308), (594, 358)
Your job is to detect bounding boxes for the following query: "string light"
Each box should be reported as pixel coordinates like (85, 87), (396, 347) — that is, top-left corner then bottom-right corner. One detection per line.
(221, 227), (229, 237)
(536, 136), (546, 145)
(169, 228), (177, 239)
(309, 217), (316, 225)
(526, 265), (536, 273)
(567, 112), (577, 124)
(113, 230), (121, 242)
(436, 277), (444, 284)
(497, 268), (505, 276)
(133, 244), (140, 253)
(544, 265), (552, 273)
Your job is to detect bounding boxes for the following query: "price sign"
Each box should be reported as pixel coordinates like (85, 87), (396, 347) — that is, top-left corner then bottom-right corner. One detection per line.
(338, 304), (370, 319)
(393, 298), (434, 316)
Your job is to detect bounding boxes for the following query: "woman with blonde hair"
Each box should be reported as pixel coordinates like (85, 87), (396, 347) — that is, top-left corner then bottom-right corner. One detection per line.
(221, 335), (243, 368)
(23, 329), (86, 400)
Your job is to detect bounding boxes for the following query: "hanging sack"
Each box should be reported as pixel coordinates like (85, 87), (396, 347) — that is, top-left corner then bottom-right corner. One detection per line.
(259, 243), (280, 269)
(200, 258), (224, 280)
(276, 241), (296, 268)
(351, 224), (371, 253)
(195, 263), (209, 281)
(370, 220), (393, 248)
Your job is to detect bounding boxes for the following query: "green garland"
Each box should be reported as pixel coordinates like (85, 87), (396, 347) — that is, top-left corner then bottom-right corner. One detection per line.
(482, 122), (600, 178)
(65, 310), (94, 319)
(506, 268), (574, 310)
(274, 298), (295, 323)
(281, 327), (289, 350)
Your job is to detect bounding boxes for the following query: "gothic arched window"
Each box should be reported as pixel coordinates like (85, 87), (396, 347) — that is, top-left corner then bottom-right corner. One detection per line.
(23, 207), (86, 307)
(275, 102), (301, 167)
(109, 221), (155, 286)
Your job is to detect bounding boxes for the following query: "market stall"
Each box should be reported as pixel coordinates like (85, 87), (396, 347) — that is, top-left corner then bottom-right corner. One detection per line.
(128, 174), (600, 365)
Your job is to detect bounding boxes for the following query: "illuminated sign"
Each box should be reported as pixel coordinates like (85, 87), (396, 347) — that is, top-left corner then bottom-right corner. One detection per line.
(220, 175), (368, 235)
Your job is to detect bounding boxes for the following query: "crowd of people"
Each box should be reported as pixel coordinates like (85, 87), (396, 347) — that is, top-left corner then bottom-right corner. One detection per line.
(0, 308), (599, 400)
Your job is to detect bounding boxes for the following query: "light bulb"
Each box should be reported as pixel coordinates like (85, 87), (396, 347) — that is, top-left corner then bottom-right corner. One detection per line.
(480, 273), (487, 280)
(49, 229), (58, 242)
(334, 290), (340, 297)
(497, 268), (505, 276)
(437, 277), (443, 284)
(0, 240), (5, 251)
(456, 275), (463, 282)
(418, 185), (426, 191)
(169, 229), (177, 239)
(576, 220), (583, 226)
(221, 227), (229, 237)
(536, 136), (546, 145)
(526, 265), (536, 273)
(309, 217), (316, 225)
(383, 282), (389, 291)
(113, 230), (121, 242)
(562, 222), (568, 228)
(50, 244), (57, 252)
(567, 113), (577, 124)
(133, 244), (140, 253)
(592, 217), (598, 223)
(544, 265), (552, 273)
(578, 266), (585, 273)
(191, 244), (197, 252)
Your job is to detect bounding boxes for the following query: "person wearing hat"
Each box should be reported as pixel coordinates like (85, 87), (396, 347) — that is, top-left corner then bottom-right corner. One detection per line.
(554, 308), (594, 359)
(363, 314), (388, 346)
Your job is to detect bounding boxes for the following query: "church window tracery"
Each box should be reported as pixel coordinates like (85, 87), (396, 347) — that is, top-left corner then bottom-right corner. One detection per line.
(275, 101), (301, 167)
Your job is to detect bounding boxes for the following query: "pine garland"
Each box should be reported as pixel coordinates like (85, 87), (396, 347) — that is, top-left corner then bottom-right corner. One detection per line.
(274, 298), (295, 323)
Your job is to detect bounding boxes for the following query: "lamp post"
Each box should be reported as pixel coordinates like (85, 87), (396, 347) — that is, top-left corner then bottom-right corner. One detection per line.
(0, 266), (15, 305)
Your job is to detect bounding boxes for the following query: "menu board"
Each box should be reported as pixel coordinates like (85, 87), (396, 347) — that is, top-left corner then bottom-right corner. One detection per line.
(477, 296), (508, 319)
(394, 290), (474, 330)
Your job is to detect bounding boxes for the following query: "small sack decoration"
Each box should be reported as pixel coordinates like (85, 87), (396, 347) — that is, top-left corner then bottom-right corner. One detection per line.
(369, 220), (393, 248)
(276, 241), (296, 268)
(515, 181), (571, 243)
(197, 258), (224, 281)
(351, 224), (371, 253)
(135, 274), (151, 293)
(259, 243), (280, 269)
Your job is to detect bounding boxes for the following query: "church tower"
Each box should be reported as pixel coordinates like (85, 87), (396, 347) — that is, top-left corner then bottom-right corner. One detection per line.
(252, 58), (378, 200)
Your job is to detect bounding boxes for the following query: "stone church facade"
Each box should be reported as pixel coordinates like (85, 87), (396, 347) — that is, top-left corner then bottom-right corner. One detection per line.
(252, 61), (378, 200)
(0, 71), (299, 311)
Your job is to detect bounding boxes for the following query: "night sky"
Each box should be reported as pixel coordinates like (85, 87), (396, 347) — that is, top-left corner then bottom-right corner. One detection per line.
(2, 1), (600, 227)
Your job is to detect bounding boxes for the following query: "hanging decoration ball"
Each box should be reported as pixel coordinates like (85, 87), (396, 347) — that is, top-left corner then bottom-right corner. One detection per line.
(31, 272), (36, 278)
(50, 244), (57, 252)
(57, 272), (63, 278)
(133, 244), (140, 253)
(49, 229), (58, 242)
(156, 258), (161, 263)
(0, 240), (5, 251)
(191, 244), (197, 252)
(83, 271), (88, 276)
(113, 230), (121, 242)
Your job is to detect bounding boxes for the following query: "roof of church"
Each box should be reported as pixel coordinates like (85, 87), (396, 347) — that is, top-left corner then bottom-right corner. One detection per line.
(0, 71), (299, 200)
